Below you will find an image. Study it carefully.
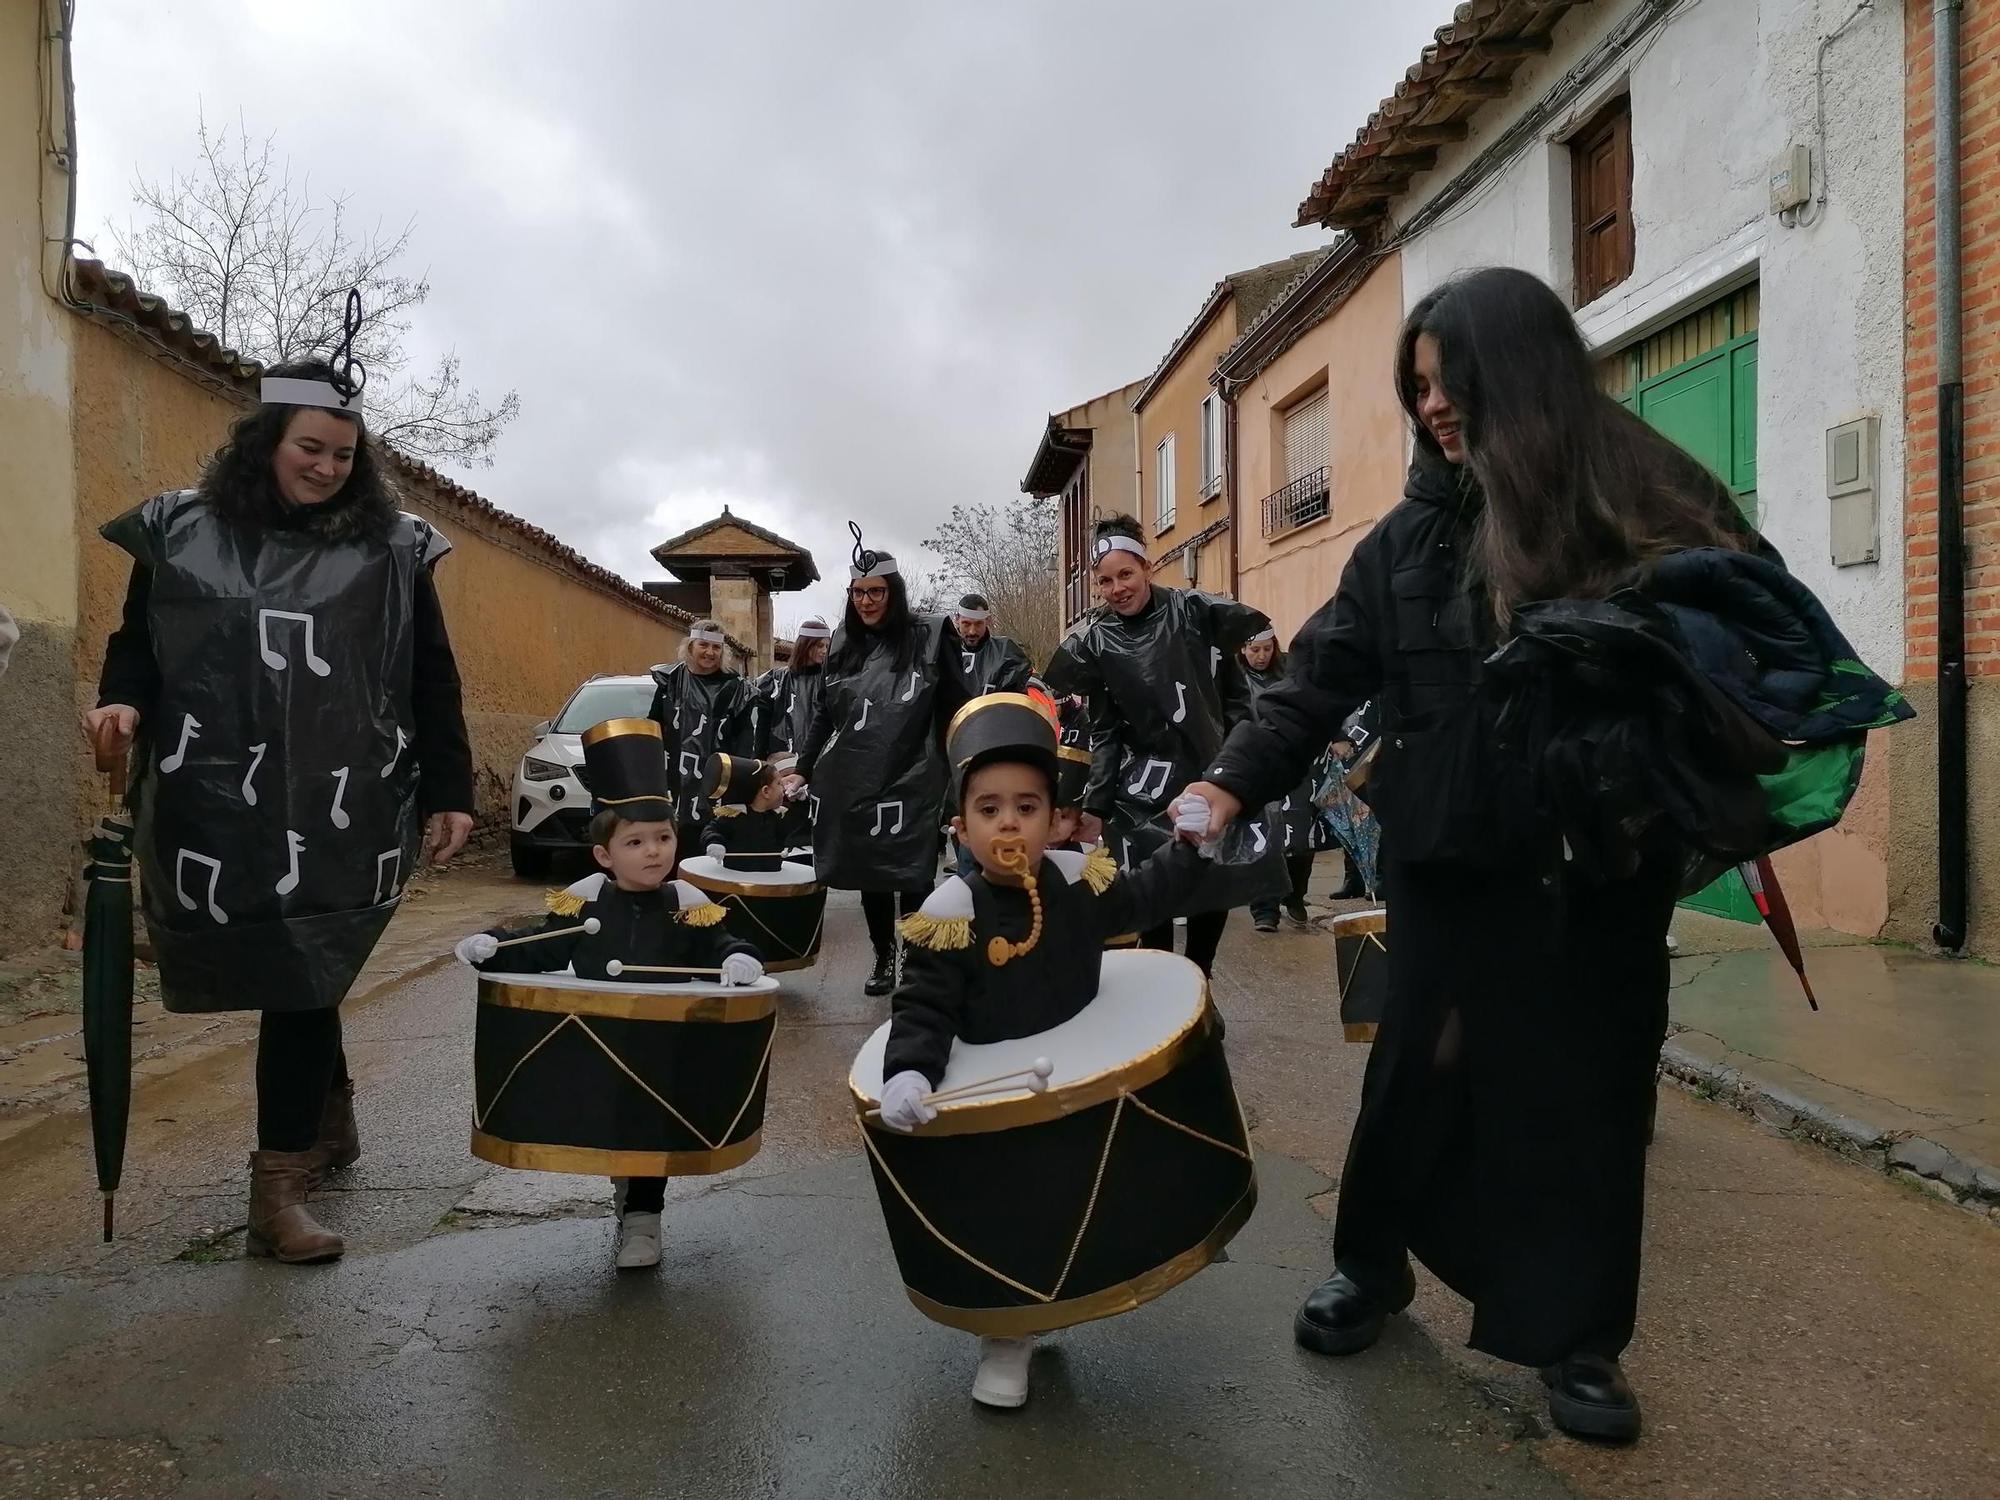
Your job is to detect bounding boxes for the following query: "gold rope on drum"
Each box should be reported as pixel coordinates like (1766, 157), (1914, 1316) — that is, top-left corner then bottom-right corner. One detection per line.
(474, 1013), (577, 1130)
(1337, 929), (1387, 1004)
(857, 1081), (1254, 1305)
(718, 1021), (779, 1147)
(721, 891), (823, 962)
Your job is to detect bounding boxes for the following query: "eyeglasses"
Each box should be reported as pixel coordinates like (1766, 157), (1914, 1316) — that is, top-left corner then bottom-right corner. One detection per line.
(849, 586), (889, 604)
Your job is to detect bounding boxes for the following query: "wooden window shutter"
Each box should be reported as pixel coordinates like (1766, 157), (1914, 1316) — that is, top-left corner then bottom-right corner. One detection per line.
(1572, 95), (1634, 307)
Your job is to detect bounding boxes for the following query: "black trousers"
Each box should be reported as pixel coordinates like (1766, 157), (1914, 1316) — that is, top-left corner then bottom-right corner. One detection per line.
(861, 887), (931, 956)
(1140, 909), (1229, 977)
(625, 1177), (666, 1213)
(1330, 857), (1672, 1367)
(1251, 853), (1318, 920)
(255, 1009), (348, 1153)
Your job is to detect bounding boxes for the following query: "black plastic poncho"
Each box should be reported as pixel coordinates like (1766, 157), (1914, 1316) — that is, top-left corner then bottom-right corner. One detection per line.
(102, 491), (447, 1014)
(801, 615), (963, 890)
(955, 631), (1031, 697)
(1246, 663), (1333, 855)
(648, 662), (748, 826)
(1057, 587), (1286, 911)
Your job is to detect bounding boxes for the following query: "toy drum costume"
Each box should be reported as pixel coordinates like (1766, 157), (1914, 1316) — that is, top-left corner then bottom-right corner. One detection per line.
(684, 752), (826, 971)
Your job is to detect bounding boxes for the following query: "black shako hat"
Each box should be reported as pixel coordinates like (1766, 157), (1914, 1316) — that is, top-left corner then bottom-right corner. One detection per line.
(581, 718), (674, 823)
(700, 751), (777, 804)
(1056, 743), (1092, 808)
(946, 692), (1059, 806)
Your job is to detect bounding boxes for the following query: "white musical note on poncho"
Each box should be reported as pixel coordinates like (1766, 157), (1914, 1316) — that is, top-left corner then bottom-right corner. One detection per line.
(329, 767), (352, 829)
(853, 699), (871, 730)
(276, 831), (306, 896)
(870, 800), (905, 836)
(1125, 757), (1172, 801)
(901, 670), (919, 702)
(242, 743), (268, 806)
(379, 726), (407, 779)
(373, 849), (402, 903)
(257, 610), (331, 676)
(1170, 682), (1188, 724)
(159, 714), (201, 774)
(174, 850), (228, 923)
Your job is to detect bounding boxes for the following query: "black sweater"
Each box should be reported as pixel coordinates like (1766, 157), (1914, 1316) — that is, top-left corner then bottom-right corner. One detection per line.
(98, 560), (475, 815)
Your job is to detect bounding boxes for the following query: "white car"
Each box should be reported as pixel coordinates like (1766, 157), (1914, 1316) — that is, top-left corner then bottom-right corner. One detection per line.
(509, 673), (658, 878)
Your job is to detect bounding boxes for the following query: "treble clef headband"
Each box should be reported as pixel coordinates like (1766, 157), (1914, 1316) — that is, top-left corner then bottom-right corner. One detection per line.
(259, 287), (368, 421)
(848, 520), (900, 581)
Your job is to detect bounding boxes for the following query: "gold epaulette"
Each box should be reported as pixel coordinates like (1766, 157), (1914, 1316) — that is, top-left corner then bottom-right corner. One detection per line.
(899, 911), (972, 951)
(711, 805), (743, 819)
(676, 901), (727, 927)
(1081, 843), (1118, 895)
(546, 888), (585, 917)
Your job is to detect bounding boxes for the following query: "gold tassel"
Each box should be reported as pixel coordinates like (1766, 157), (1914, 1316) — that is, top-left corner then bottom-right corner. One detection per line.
(545, 888), (585, 917)
(1081, 843), (1118, 895)
(899, 912), (972, 951)
(676, 901), (728, 927)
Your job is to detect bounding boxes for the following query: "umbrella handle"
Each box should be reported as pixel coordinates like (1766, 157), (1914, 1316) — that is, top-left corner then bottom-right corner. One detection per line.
(91, 721), (128, 807)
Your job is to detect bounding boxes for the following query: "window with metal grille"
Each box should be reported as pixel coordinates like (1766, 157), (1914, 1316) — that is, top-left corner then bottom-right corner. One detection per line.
(1199, 393), (1224, 499)
(1572, 94), (1634, 307)
(1263, 390), (1330, 537)
(1155, 433), (1177, 534)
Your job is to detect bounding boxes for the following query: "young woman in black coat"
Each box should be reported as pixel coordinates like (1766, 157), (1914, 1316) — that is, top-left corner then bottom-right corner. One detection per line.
(85, 358), (474, 1265)
(1184, 267), (1758, 1443)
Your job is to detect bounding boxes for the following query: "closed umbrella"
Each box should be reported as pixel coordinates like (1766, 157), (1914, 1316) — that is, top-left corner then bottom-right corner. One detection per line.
(81, 723), (135, 1240)
(1738, 856), (1819, 1012)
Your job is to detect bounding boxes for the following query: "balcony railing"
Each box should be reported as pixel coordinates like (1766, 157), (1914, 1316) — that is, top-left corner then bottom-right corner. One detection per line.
(1261, 467), (1329, 538)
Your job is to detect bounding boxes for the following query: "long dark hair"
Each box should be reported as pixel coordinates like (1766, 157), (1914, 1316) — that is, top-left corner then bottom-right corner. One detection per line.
(1396, 268), (1745, 621)
(1240, 638), (1286, 676)
(828, 570), (919, 676)
(197, 359), (398, 538)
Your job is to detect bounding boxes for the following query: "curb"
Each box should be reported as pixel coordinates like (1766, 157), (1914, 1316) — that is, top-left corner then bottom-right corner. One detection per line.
(1658, 1036), (2000, 1225)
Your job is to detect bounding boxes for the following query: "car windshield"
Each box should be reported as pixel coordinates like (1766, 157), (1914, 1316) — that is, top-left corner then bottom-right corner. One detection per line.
(552, 681), (655, 733)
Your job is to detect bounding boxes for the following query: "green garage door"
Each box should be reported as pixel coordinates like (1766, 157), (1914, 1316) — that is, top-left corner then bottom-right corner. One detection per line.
(1601, 282), (1762, 919)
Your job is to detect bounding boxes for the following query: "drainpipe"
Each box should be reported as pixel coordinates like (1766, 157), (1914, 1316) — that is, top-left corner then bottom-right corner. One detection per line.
(1225, 389), (1241, 600)
(1934, 0), (1967, 952)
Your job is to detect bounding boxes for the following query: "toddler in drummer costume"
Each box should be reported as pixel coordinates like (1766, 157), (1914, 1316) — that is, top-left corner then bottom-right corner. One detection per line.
(698, 753), (792, 870)
(454, 719), (764, 1270)
(880, 692), (1213, 1407)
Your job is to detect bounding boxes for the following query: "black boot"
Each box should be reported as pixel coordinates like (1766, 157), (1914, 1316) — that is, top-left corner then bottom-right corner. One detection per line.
(1542, 1354), (1642, 1443)
(1293, 1270), (1410, 1356)
(864, 946), (895, 997)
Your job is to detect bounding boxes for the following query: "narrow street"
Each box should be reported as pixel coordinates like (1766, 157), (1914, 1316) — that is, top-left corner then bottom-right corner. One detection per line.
(2, 863), (1996, 1498)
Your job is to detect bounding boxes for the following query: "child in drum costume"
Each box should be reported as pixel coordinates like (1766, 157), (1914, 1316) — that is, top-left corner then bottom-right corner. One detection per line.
(876, 693), (1216, 1407)
(455, 719), (765, 1270)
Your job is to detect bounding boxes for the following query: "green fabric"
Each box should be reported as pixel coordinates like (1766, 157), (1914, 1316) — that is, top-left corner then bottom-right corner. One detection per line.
(1679, 866), (1762, 924)
(1760, 741), (1866, 844)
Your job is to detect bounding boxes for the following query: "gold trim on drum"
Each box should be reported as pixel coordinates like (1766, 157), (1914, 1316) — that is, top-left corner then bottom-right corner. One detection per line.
(681, 869), (825, 899)
(945, 691), (1047, 745)
(1056, 745), (1092, 766)
(1104, 931), (1139, 948)
(1330, 907), (1387, 936)
(581, 717), (662, 747)
(1343, 1022), (1380, 1043)
(478, 977), (777, 1023)
(899, 1183), (1257, 1337)
(470, 1130), (763, 1178)
(850, 992), (1219, 1136)
(763, 954), (817, 973)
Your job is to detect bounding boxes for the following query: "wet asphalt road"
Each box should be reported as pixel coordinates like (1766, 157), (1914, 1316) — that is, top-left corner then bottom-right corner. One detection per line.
(0, 883), (1575, 1500)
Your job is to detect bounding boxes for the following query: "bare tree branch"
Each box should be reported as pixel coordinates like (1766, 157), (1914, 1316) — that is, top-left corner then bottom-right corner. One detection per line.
(922, 496), (1062, 668)
(106, 111), (517, 466)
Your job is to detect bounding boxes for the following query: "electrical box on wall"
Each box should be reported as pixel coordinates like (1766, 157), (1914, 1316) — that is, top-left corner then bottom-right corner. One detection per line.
(1826, 416), (1880, 567)
(1770, 144), (1812, 213)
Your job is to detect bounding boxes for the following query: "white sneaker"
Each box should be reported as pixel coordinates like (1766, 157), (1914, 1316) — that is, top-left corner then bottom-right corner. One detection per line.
(1665, 934), (1681, 955)
(615, 1210), (661, 1269)
(972, 1335), (1035, 1408)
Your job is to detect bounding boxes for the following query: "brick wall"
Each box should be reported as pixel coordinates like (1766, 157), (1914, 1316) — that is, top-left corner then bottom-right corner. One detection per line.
(1906, 2), (2000, 680)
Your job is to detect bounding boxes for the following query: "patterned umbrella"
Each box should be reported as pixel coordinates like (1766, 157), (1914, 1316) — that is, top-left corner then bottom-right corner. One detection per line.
(81, 725), (135, 1240)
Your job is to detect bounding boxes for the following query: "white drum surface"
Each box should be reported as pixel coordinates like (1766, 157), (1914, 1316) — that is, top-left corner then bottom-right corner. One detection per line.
(479, 968), (780, 998)
(850, 948), (1204, 1104)
(680, 855), (819, 889)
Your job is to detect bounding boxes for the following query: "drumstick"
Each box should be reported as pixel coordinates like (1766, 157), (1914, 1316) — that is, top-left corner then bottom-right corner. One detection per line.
(604, 959), (727, 978)
(864, 1057), (1055, 1120)
(493, 918), (600, 949)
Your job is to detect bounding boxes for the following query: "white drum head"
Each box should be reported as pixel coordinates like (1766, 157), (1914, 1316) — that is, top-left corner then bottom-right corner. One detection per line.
(680, 855), (819, 890)
(850, 948), (1205, 1105)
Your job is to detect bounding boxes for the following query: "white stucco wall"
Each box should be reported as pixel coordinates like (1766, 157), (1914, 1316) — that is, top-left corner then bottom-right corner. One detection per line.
(1392, 0), (1906, 676)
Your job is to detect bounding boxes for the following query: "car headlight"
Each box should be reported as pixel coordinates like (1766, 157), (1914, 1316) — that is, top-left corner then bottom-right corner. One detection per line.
(522, 756), (569, 783)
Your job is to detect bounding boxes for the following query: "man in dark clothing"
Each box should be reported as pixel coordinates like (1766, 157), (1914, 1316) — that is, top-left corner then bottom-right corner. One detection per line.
(953, 592), (1032, 697)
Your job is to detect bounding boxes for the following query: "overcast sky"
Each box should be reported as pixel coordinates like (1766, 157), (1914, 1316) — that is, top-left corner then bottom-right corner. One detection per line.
(73, 1), (1447, 632)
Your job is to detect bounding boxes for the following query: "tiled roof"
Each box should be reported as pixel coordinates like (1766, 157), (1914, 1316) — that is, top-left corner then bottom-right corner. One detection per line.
(1294, 0), (1592, 228)
(1215, 235), (1373, 388)
(67, 258), (710, 633)
(1020, 416), (1093, 497)
(1131, 248), (1333, 412)
(649, 506), (820, 587)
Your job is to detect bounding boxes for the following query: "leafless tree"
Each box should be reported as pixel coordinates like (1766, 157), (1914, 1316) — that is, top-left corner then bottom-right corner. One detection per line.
(922, 496), (1061, 668)
(107, 113), (519, 466)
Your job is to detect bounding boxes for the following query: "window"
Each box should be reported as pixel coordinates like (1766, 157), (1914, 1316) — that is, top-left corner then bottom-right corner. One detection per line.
(1263, 390), (1331, 536)
(1571, 94), (1634, 307)
(1199, 393), (1224, 500)
(1155, 433), (1177, 533)
(1062, 467), (1092, 624)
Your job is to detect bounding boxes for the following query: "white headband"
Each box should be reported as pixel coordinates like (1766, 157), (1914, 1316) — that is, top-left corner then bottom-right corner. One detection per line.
(1091, 534), (1147, 566)
(690, 626), (726, 645)
(955, 607), (991, 623)
(1247, 627), (1277, 644)
(261, 376), (365, 422)
(850, 554), (899, 581)
(795, 620), (832, 640)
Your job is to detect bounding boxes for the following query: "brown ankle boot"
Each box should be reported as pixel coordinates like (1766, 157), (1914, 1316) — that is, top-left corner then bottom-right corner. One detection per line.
(307, 1080), (360, 1186)
(246, 1150), (344, 1263)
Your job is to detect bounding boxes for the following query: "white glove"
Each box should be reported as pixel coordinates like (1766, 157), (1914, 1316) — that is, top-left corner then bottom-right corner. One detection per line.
(782, 773), (809, 803)
(705, 843), (727, 860)
(455, 932), (499, 965)
(720, 951), (764, 986)
(879, 1070), (938, 1132)
(1170, 793), (1214, 841)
